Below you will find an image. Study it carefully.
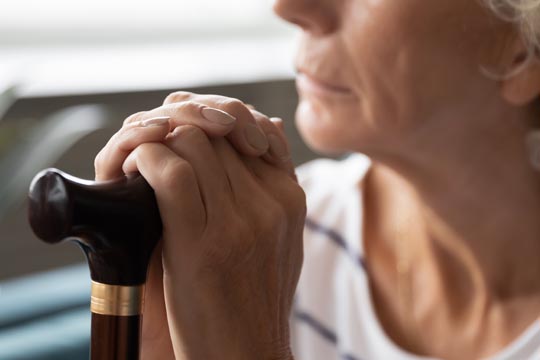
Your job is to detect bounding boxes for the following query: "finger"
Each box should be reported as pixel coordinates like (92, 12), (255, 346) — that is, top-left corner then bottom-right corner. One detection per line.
(163, 92), (269, 156)
(146, 101), (237, 138)
(95, 116), (171, 181)
(248, 112), (295, 180)
(165, 125), (232, 221)
(268, 117), (297, 181)
(270, 116), (285, 132)
(99, 100), (239, 181)
(141, 241), (175, 360)
(130, 142), (206, 235)
(123, 111), (147, 126)
(219, 146), (305, 240)
(211, 138), (262, 204)
(243, 155), (305, 217)
(162, 90), (192, 105)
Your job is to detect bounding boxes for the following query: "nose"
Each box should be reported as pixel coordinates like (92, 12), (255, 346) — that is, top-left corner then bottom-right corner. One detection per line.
(273, 0), (340, 36)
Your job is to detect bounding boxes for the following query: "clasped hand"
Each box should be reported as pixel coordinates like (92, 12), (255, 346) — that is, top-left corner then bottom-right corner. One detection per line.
(94, 92), (306, 360)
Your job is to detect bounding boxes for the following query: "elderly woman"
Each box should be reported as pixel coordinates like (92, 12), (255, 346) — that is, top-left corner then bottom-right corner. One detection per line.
(94, 0), (540, 359)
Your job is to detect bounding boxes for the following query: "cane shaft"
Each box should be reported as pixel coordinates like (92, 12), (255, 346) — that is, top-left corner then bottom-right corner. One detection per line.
(91, 314), (141, 360)
(90, 281), (144, 359)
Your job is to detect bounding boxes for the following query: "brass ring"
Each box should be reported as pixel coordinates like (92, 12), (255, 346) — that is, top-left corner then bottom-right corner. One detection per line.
(90, 281), (144, 316)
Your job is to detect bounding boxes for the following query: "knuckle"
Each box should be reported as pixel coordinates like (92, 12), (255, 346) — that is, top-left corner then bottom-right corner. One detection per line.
(123, 111), (146, 126)
(115, 128), (141, 151)
(172, 124), (207, 142)
(163, 91), (193, 105)
(159, 158), (196, 190)
(170, 100), (204, 114)
(217, 98), (247, 116)
(118, 123), (154, 144)
(107, 131), (129, 152)
(121, 124), (139, 136)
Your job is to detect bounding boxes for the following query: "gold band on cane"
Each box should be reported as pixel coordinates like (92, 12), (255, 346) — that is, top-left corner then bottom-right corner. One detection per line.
(90, 281), (144, 316)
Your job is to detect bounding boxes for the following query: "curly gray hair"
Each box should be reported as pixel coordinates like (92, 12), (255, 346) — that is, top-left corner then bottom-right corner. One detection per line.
(485, 0), (540, 52)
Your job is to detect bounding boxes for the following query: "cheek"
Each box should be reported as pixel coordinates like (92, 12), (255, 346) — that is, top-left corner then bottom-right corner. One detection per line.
(294, 5), (418, 154)
(348, 0), (502, 128)
(295, 0), (499, 155)
(344, 4), (440, 132)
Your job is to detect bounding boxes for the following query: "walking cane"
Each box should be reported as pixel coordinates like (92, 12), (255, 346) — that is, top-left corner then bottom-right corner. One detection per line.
(28, 168), (162, 360)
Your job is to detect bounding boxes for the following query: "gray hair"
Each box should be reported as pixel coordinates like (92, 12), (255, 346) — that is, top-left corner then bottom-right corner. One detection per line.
(485, 0), (540, 52)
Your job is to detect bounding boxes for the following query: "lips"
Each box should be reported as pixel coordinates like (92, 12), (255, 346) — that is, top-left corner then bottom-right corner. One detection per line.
(296, 70), (355, 98)
(294, 37), (356, 99)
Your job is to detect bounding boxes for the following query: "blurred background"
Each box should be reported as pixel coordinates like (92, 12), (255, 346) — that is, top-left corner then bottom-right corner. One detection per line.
(0, 1), (322, 358)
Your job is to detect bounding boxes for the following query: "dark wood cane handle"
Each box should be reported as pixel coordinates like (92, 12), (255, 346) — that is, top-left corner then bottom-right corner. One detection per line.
(28, 168), (162, 286)
(28, 168), (163, 360)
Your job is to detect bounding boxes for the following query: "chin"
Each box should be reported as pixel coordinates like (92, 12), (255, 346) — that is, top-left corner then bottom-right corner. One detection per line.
(295, 99), (362, 156)
(296, 123), (349, 156)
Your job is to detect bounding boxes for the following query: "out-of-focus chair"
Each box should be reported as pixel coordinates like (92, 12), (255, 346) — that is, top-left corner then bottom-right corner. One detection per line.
(0, 104), (111, 359)
(0, 264), (90, 360)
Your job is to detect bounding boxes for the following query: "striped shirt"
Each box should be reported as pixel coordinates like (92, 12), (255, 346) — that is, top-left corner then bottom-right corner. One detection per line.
(291, 154), (540, 360)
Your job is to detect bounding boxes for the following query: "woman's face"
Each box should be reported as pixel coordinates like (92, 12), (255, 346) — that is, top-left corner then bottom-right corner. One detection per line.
(273, 0), (512, 155)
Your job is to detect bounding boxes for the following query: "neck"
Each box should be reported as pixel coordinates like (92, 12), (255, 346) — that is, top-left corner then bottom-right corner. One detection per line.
(362, 100), (540, 356)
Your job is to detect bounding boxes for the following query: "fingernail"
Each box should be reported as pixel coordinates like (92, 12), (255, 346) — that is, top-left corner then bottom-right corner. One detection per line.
(270, 117), (284, 131)
(268, 134), (289, 161)
(201, 107), (236, 125)
(141, 116), (170, 127)
(244, 124), (269, 152)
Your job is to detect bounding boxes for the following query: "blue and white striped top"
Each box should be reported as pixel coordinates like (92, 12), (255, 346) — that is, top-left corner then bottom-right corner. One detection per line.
(291, 154), (540, 360)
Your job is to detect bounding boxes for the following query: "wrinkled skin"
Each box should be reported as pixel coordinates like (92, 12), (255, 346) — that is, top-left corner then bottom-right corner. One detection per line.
(95, 0), (540, 358)
(274, 0), (540, 358)
(95, 93), (305, 360)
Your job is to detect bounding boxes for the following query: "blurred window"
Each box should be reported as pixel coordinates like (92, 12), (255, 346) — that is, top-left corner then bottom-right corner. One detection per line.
(0, 0), (296, 96)
(0, 0), (289, 46)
